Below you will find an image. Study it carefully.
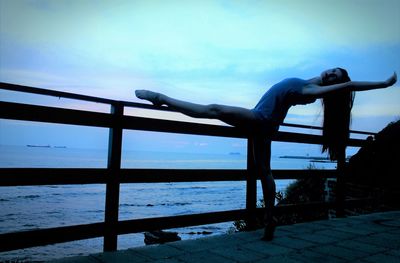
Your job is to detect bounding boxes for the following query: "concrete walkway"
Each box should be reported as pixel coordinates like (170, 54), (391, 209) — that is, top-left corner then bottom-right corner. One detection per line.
(51, 211), (400, 263)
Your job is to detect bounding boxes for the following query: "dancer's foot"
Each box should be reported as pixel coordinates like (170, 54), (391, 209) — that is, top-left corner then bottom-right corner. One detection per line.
(135, 90), (163, 106)
(261, 217), (276, 241)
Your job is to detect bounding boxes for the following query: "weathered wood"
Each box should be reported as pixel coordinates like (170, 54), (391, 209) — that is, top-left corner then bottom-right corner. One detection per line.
(0, 82), (115, 105)
(0, 82), (376, 253)
(0, 82), (378, 137)
(104, 103), (123, 251)
(121, 169), (338, 182)
(117, 209), (247, 235)
(0, 101), (367, 146)
(245, 138), (257, 229)
(0, 168), (108, 185)
(0, 222), (105, 252)
(0, 101), (112, 128)
(0, 168), (337, 186)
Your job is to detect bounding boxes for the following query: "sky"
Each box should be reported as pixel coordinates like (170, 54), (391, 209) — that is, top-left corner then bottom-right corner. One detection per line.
(0, 0), (399, 156)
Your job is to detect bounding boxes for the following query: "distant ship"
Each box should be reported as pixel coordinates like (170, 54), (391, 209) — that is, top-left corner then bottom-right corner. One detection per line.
(279, 155), (350, 162)
(26, 145), (67, 148)
(279, 155), (328, 160)
(26, 145), (51, 148)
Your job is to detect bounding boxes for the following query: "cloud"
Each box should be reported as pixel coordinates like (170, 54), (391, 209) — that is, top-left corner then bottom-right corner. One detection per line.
(2, 0), (399, 81)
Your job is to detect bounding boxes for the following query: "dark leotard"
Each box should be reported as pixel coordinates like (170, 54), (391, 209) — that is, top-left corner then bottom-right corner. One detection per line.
(252, 78), (316, 133)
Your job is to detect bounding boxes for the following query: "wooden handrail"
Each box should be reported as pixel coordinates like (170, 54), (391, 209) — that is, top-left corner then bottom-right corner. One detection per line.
(0, 81), (376, 135)
(0, 101), (367, 146)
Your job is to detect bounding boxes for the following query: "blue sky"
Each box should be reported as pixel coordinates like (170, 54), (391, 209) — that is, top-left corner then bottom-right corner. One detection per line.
(1, 0), (399, 156)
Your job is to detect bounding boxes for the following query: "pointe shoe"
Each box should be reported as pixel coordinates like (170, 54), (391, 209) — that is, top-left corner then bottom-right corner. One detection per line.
(135, 90), (163, 107)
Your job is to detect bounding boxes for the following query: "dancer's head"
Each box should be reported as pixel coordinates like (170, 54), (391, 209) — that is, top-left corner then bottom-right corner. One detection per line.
(320, 67), (350, 85)
(321, 67), (354, 160)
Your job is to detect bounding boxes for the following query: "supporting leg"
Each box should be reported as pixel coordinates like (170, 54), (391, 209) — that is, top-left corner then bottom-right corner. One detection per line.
(252, 137), (276, 240)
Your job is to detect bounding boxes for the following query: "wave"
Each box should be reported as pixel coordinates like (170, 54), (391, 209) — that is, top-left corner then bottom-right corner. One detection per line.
(120, 201), (193, 208)
(44, 211), (62, 215)
(17, 195), (41, 199)
(161, 202), (192, 206)
(22, 223), (37, 228)
(86, 209), (104, 213)
(120, 203), (143, 207)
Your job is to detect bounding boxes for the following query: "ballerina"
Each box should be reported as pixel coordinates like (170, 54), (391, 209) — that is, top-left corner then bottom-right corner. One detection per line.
(135, 68), (397, 240)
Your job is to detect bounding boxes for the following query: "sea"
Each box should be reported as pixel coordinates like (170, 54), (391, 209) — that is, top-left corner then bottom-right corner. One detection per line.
(0, 145), (337, 261)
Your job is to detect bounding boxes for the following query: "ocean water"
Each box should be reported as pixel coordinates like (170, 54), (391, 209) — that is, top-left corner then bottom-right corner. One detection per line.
(0, 145), (335, 261)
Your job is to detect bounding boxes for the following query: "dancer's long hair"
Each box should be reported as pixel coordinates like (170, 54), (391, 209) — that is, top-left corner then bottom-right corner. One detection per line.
(322, 68), (354, 160)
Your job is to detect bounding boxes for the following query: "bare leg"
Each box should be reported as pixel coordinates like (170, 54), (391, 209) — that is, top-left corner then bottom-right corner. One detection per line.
(252, 137), (276, 240)
(136, 90), (276, 238)
(135, 90), (259, 129)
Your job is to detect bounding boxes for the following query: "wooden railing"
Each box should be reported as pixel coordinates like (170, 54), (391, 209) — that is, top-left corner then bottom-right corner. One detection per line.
(0, 82), (374, 252)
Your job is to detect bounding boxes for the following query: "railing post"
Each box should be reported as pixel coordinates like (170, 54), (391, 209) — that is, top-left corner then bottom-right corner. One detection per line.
(104, 103), (123, 251)
(246, 137), (257, 229)
(336, 146), (346, 218)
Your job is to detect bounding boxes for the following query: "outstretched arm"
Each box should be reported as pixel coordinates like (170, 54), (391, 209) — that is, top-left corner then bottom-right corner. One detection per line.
(303, 72), (397, 98)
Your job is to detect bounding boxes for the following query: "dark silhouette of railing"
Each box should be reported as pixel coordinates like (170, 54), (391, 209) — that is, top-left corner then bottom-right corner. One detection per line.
(0, 82), (375, 252)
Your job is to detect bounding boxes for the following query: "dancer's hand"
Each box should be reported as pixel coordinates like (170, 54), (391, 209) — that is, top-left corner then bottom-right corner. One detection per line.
(385, 72), (397, 87)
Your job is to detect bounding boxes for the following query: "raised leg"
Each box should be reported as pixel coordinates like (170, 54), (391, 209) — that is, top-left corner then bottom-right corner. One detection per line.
(136, 89), (259, 129)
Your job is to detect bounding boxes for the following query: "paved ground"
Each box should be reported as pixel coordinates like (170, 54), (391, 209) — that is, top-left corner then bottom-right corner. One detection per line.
(51, 211), (400, 263)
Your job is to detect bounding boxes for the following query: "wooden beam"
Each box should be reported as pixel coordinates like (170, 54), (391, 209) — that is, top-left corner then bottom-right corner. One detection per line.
(0, 222), (105, 252)
(117, 209), (247, 235)
(0, 168), (108, 186)
(1, 101), (367, 146)
(0, 168), (337, 186)
(0, 101), (112, 128)
(104, 103), (123, 251)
